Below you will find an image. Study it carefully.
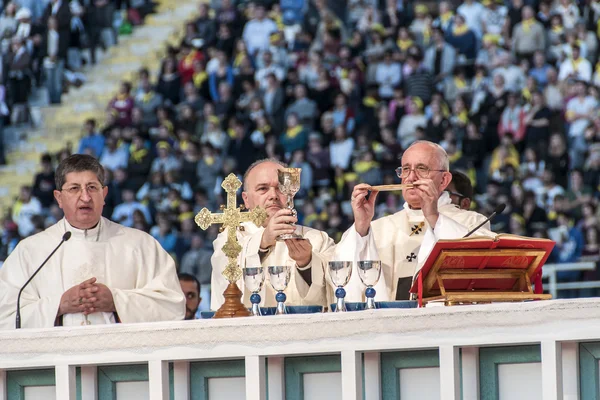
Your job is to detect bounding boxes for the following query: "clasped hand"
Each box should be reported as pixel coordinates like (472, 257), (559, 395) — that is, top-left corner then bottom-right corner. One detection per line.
(58, 277), (116, 317)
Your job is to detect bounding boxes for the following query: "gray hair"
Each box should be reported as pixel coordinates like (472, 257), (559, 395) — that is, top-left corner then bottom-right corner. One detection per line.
(55, 154), (106, 189)
(406, 140), (450, 171)
(243, 158), (288, 191)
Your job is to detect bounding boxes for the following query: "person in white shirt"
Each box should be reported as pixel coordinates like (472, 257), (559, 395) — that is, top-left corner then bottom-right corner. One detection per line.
(492, 53), (526, 92)
(559, 45), (592, 82)
(99, 137), (129, 172)
(254, 50), (285, 90)
(565, 80), (597, 138)
(12, 186), (43, 238)
(242, 4), (278, 56)
(457, 0), (485, 38)
(375, 51), (402, 99)
(111, 188), (152, 227)
(329, 126), (355, 170)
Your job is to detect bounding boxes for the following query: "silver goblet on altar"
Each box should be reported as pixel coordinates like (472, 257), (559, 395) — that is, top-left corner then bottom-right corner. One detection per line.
(268, 265), (292, 315)
(243, 266), (265, 316)
(329, 261), (353, 312)
(358, 261), (382, 310)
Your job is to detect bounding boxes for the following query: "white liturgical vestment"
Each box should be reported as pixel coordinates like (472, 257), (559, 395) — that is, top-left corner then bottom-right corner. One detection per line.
(0, 217), (186, 329)
(211, 222), (335, 310)
(335, 192), (494, 302)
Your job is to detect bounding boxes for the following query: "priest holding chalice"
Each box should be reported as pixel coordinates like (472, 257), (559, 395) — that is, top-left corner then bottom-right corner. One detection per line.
(210, 159), (336, 311)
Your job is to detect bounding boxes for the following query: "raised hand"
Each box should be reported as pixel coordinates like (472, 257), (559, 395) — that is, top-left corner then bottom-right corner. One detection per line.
(412, 179), (441, 228)
(351, 183), (379, 237)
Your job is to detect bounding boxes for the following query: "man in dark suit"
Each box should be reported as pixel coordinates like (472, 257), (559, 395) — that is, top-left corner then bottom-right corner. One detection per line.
(42, 0), (72, 51)
(40, 16), (68, 104)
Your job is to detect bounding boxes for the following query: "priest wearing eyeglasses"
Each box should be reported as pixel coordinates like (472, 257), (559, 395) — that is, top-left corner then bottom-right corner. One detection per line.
(335, 141), (495, 302)
(0, 154), (185, 329)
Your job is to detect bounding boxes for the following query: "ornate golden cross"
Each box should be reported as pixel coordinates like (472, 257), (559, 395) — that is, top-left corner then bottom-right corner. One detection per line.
(195, 173), (267, 283)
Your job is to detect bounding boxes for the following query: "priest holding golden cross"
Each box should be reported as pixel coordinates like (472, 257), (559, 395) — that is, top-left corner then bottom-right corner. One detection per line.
(208, 159), (336, 312)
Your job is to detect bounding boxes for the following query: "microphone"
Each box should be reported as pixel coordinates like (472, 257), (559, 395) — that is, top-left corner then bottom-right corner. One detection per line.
(463, 204), (506, 238)
(16, 231), (71, 329)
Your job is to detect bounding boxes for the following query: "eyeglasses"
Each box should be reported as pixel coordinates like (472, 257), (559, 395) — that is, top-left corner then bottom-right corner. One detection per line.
(61, 184), (104, 196)
(395, 166), (447, 179)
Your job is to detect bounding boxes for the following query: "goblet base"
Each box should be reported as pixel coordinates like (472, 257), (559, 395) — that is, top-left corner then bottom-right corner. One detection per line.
(276, 232), (303, 241)
(365, 297), (376, 310)
(335, 297), (347, 312)
(276, 302), (287, 315)
(251, 303), (262, 316)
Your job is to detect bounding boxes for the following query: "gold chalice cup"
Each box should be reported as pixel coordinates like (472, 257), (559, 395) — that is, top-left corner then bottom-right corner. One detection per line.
(277, 168), (303, 240)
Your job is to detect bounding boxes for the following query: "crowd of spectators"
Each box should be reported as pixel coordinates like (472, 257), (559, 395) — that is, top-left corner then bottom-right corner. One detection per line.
(3, 0), (600, 295)
(0, 0), (156, 165)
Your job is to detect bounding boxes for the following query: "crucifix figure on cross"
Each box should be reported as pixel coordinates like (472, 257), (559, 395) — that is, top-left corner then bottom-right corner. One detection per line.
(195, 173), (267, 318)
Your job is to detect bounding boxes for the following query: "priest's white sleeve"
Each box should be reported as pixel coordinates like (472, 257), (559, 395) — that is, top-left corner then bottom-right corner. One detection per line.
(415, 213), (494, 277)
(0, 244), (63, 330)
(210, 230), (229, 310)
(333, 223), (389, 302)
(110, 240), (186, 323)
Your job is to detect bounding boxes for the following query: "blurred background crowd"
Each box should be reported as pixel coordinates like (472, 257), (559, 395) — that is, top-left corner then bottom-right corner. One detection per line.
(2, 0), (600, 300)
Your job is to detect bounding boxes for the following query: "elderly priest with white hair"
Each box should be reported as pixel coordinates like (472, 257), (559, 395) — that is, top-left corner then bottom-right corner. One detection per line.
(335, 141), (495, 302)
(0, 155), (185, 329)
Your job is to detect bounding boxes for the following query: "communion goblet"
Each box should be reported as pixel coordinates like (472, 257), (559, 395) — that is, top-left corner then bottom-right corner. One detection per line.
(329, 261), (353, 312)
(358, 261), (382, 310)
(268, 265), (292, 315)
(276, 168), (303, 240)
(243, 266), (265, 316)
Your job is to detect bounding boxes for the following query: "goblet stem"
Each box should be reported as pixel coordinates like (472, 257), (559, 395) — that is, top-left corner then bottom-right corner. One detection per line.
(275, 290), (287, 315)
(335, 286), (346, 312)
(366, 296), (376, 310)
(365, 286), (376, 310)
(250, 292), (262, 316)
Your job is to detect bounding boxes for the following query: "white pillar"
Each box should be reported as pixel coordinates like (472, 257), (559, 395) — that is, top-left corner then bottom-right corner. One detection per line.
(542, 341), (563, 400)
(562, 342), (579, 400)
(341, 350), (363, 400)
(461, 347), (480, 400)
(440, 346), (460, 400)
(173, 361), (190, 400)
(363, 352), (381, 400)
(55, 365), (76, 400)
(245, 356), (266, 400)
(0, 369), (7, 400)
(148, 360), (169, 400)
(81, 366), (98, 400)
(267, 357), (285, 400)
